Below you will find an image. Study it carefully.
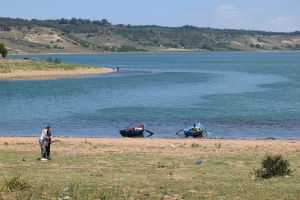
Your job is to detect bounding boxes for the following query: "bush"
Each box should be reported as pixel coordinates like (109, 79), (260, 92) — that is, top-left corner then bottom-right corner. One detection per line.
(255, 155), (292, 178)
(0, 43), (8, 58)
(4, 175), (31, 191)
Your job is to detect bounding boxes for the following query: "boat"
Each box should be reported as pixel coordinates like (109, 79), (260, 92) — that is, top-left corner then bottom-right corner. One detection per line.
(119, 124), (154, 138)
(176, 122), (209, 138)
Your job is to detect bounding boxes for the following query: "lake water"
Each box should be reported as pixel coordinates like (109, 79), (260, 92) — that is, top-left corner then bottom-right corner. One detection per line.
(2, 52), (300, 139)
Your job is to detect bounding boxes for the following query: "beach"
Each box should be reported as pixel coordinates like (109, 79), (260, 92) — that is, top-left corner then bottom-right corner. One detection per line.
(0, 136), (299, 199)
(1, 136), (299, 156)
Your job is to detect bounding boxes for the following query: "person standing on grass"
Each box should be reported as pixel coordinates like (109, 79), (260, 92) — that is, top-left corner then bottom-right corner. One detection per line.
(39, 125), (48, 160)
(45, 125), (52, 159)
(39, 125), (51, 160)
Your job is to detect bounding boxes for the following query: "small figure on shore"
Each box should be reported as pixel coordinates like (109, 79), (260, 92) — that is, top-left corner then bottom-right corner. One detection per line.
(39, 125), (51, 160)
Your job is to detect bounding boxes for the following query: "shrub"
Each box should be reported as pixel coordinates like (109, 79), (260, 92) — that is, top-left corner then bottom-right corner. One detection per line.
(4, 175), (31, 191)
(0, 43), (8, 58)
(255, 155), (292, 178)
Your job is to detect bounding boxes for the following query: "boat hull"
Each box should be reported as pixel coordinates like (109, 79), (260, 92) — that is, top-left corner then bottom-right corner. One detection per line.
(184, 130), (203, 138)
(119, 125), (145, 137)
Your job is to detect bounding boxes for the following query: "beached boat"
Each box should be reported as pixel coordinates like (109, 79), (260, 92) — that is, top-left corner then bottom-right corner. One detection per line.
(176, 122), (209, 138)
(119, 124), (154, 138)
(184, 129), (203, 138)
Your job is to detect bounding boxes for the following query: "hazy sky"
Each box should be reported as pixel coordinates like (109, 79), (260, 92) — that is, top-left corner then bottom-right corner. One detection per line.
(2, 0), (300, 32)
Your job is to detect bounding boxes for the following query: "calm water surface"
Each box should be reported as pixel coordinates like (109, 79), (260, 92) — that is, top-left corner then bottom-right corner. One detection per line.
(2, 52), (300, 138)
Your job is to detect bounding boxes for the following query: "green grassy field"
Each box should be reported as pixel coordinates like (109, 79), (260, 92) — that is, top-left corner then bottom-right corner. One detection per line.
(0, 141), (299, 200)
(0, 59), (97, 73)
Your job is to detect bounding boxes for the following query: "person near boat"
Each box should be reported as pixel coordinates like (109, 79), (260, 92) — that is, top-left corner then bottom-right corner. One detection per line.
(176, 122), (210, 138)
(192, 123), (200, 132)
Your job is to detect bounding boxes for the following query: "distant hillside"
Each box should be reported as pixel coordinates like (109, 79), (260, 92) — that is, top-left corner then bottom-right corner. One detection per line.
(1, 17), (300, 54)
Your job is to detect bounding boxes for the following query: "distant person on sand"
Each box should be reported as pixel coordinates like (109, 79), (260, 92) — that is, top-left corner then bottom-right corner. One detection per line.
(39, 125), (51, 160)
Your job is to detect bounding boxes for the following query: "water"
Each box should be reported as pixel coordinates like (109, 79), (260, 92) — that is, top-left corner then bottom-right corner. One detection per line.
(1, 51), (300, 139)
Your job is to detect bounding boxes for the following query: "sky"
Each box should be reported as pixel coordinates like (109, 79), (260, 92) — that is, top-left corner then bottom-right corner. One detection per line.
(1, 0), (300, 32)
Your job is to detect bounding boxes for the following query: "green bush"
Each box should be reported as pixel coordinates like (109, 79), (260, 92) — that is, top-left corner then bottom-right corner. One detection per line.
(0, 43), (8, 58)
(255, 155), (292, 178)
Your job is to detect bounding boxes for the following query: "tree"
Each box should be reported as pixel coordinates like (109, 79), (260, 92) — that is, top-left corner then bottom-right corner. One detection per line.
(100, 19), (111, 26)
(0, 43), (8, 58)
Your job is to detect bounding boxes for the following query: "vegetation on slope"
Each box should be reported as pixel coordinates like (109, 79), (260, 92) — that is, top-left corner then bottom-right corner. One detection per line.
(1, 17), (300, 54)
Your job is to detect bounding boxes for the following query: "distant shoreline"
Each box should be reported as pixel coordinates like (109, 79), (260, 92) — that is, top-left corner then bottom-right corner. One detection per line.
(8, 49), (199, 56)
(0, 135), (299, 141)
(8, 49), (300, 56)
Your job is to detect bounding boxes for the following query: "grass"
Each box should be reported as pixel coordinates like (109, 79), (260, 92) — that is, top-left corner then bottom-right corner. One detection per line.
(0, 59), (100, 73)
(4, 176), (31, 192)
(0, 148), (299, 199)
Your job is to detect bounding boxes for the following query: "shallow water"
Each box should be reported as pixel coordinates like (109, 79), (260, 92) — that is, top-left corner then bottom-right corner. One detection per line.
(2, 51), (300, 138)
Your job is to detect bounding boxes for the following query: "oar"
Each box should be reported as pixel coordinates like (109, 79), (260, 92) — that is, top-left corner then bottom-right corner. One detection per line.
(176, 122), (197, 136)
(204, 130), (211, 137)
(176, 129), (184, 135)
(145, 129), (155, 137)
(176, 122), (193, 135)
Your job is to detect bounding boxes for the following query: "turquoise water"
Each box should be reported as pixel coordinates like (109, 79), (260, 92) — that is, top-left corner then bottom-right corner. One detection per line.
(2, 52), (300, 138)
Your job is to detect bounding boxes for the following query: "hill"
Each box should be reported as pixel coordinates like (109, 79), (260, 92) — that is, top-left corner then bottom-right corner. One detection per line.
(1, 17), (300, 54)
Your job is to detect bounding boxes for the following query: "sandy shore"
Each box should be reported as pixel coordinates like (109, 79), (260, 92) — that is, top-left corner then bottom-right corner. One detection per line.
(0, 67), (115, 80)
(1, 136), (299, 157)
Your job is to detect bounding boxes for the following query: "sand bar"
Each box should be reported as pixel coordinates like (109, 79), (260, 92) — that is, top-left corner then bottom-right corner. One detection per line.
(0, 68), (115, 80)
(0, 59), (116, 80)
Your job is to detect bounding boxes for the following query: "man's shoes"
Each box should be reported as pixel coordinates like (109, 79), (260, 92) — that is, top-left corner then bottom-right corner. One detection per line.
(40, 158), (48, 161)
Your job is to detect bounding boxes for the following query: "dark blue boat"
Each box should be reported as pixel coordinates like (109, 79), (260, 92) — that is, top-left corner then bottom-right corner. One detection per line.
(120, 124), (144, 137)
(120, 124), (155, 138)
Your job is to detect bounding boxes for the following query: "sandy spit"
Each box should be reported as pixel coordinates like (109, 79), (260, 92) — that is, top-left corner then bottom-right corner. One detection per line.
(0, 67), (115, 80)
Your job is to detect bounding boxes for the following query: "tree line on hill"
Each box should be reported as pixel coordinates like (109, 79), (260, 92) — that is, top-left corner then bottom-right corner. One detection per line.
(1, 17), (299, 35)
(1, 17), (300, 52)
(0, 17), (111, 33)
